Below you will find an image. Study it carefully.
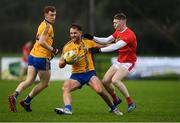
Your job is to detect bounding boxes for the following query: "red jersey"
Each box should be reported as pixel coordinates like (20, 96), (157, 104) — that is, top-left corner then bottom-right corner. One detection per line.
(112, 27), (137, 63)
(22, 43), (31, 62)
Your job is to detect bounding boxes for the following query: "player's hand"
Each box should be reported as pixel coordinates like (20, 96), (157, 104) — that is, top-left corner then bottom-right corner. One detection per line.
(52, 47), (59, 55)
(89, 47), (101, 54)
(83, 33), (94, 40)
(49, 47), (59, 60)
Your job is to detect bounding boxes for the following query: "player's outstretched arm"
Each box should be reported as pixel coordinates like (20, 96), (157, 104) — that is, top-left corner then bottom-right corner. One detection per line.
(83, 33), (114, 44)
(100, 40), (127, 52)
(93, 35), (114, 44)
(89, 40), (127, 54)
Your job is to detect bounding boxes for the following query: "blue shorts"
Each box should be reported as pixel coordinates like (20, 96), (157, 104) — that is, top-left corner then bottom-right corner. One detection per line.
(28, 55), (51, 71)
(70, 70), (96, 86)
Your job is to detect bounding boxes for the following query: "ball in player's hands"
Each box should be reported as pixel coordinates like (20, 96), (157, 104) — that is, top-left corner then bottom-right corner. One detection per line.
(63, 50), (78, 64)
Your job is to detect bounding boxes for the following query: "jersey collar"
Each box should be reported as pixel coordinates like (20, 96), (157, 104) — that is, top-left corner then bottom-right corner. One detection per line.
(45, 19), (52, 24)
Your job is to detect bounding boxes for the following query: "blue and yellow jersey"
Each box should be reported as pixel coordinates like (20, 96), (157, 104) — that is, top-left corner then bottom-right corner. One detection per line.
(63, 39), (97, 73)
(30, 20), (54, 58)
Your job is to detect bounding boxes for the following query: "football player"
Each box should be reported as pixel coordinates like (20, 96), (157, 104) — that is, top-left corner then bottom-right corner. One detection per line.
(54, 24), (123, 115)
(8, 6), (59, 112)
(83, 13), (137, 112)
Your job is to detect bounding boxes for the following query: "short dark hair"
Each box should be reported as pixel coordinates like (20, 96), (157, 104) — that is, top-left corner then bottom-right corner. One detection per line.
(44, 6), (56, 14)
(70, 23), (82, 31)
(114, 13), (126, 20)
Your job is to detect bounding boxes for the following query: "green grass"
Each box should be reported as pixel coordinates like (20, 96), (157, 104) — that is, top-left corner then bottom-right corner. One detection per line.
(0, 79), (180, 122)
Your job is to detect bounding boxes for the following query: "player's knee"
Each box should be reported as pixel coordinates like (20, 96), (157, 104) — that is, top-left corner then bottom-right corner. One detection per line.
(45, 82), (50, 87)
(95, 87), (103, 94)
(62, 84), (70, 92)
(20, 82), (28, 90)
(42, 81), (50, 88)
(21, 80), (32, 89)
(62, 85), (65, 92)
(102, 78), (110, 84)
(24, 79), (32, 84)
(111, 78), (119, 84)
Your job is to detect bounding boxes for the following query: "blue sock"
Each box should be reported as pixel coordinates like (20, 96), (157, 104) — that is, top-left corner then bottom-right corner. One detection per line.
(14, 91), (19, 99)
(65, 105), (72, 111)
(110, 105), (116, 111)
(24, 95), (32, 104)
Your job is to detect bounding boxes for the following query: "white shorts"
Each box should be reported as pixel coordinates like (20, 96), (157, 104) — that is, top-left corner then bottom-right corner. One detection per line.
(113, 61), (135, 72)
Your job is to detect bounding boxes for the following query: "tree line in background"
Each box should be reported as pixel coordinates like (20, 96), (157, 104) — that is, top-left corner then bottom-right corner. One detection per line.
(0, 0), (180, 56)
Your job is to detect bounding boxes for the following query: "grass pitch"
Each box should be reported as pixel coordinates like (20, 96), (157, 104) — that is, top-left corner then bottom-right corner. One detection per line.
(0, 79), (180, 122)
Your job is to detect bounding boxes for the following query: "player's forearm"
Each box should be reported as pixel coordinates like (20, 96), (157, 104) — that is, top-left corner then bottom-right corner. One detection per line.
(93, 35), (114, 44)
(100, 40), (127, 52)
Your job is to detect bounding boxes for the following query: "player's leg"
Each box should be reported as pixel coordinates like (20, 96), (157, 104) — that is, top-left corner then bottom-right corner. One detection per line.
(9, 55), (37, 101)
(62, 79), (80, 108)
(102, 65), (122, 106)
(16, 66), (37, 94)
(20, 57), (51, 112)
(88, 76), (123, 115)
(112, 66), (129, 97)
(20, 70), (51, 112)
(19, 60), (28, 80)
(30, 70), (51, 97)
(112, 65), (136, 112)
(8, 65), (37, 112)
(55, 79), (81, 115)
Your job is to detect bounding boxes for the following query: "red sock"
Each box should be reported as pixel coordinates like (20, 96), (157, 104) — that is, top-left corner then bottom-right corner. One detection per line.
(126, 97), (133, 105)
(112, 93), (119, 102)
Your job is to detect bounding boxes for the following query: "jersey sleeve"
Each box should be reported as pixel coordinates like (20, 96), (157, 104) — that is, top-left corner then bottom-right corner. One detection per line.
(112, 31), (118, 38)
(88, 40), (97, 49)
(90, 40), (97, 48)
(62, 45), (68, 54)
(37, 23), (51, 40)
(120, 34), (130, 43)
(113, 30), (133, 44)
(62, 41), (73, 54)
(82, 39), (97, 49)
